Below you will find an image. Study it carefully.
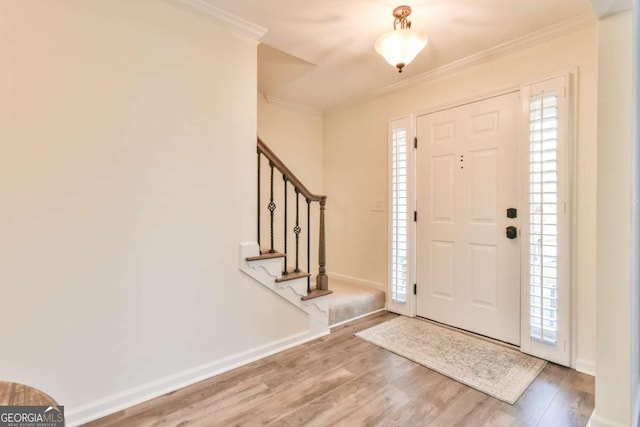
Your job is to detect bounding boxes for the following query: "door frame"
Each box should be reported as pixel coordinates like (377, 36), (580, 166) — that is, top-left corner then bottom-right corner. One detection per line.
(387, 79), (576, 367)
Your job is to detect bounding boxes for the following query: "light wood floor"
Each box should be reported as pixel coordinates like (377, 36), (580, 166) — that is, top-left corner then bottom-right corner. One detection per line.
(85, 311), (594, 427)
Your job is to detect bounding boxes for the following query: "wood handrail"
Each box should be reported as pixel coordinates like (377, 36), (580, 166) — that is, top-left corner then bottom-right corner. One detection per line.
(257, 138), (326, 203)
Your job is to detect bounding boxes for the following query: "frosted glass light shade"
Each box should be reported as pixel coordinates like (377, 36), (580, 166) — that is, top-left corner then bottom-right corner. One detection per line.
(375, 28), (428, 72)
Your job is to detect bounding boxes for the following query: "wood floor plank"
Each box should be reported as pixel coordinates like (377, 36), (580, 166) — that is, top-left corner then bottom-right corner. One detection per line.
(268, 374), (382, 427)
(129, 381), (271, 427)
(481, 410), (519, 427)
(427, 387), (496, 427)
(487, 362), (571, 427)
(329, 383), (411, 426)
(84, 311), (594, 427)
(89, 361), (282, 427)
(535, 369), (595, 427)
(216, 367), (356, 426)
(369, 368), (458, 427)
(269, 348), (418, 427)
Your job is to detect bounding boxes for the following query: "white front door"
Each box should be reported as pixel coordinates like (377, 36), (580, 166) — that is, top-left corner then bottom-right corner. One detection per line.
(416, 92), (521, 345)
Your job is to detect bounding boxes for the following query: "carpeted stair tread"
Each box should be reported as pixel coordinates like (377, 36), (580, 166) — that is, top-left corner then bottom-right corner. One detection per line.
(327, 280), (385, 326)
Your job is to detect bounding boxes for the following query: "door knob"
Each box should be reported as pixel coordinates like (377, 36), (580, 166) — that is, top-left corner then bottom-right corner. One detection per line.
(506, 226), (517, 239)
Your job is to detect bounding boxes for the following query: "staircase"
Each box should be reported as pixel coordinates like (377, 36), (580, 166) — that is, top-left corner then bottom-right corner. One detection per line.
(240, 138), (385, 333)
(240, 243), (386, 331)
(240, 242), (330, 334)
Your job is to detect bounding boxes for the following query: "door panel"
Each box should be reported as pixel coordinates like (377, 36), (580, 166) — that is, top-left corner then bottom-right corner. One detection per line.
(432, 241), (455, 298)
(431, 155), (456, 221)
(416, 92), (520, 345)
(470, 149), (498, 221)
(469, 243), (498, 307)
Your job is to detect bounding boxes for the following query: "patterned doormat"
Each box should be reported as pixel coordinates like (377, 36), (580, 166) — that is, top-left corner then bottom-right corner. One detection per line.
(355, 316), (546, 404)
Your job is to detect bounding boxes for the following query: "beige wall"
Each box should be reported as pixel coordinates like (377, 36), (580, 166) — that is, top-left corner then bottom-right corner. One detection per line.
(0, 1), (308, 423)
(323, 26), (598, 369)
(257, 94), (324, 276)
(257, 94), (324, 192)
(594, 10), (634, 427)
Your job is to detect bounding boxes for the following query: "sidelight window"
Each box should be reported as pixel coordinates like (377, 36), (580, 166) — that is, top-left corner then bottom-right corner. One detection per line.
(521, 75), (571, 366)
(528, 92), (560, 344)
(391, 125), (409, 304)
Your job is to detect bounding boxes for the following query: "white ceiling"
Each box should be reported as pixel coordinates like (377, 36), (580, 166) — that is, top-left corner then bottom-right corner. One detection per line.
(203, 0), (595, 111)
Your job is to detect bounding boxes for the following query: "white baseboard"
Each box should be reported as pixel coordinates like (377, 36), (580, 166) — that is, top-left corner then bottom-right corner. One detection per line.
(575, 358), (596, 376)
(329, 272), (386, 293)
(65, 328), (328, 426)
(587, 411), (630, 427)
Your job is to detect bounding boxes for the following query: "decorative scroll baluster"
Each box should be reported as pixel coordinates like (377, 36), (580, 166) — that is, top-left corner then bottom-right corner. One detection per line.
(268, 161), (276, 253)
(307, 198), (311, 293)
(294, 189), (301, 273)
(257, 148), (261, 250)
(283, 176), (289, 275)
(316, 198), (328, 291)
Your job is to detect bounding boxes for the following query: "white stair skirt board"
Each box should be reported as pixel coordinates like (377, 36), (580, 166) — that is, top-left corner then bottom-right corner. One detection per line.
(239, 242), (330, 335)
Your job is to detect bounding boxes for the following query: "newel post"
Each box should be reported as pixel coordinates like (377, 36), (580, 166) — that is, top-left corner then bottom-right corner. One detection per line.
(316, 197), (329, 291)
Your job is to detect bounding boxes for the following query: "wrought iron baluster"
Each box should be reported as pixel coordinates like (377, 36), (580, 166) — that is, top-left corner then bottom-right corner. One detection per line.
(256, 138), (330, 298)
(307, 198), (311, 293)
(283, 175), (289, 275)
(294, 189), (301, 273)
(268, 161), (276, 253)
(257, 148), (261, 251)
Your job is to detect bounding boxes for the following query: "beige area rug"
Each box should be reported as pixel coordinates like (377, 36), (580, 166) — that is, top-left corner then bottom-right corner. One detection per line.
(355, 316), (546, 404)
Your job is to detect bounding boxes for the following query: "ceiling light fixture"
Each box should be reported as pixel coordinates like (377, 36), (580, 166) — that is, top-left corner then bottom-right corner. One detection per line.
(375, 5), (429, 73)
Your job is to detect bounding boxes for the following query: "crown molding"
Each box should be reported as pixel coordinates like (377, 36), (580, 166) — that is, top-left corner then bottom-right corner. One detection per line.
(330, 12), (596, 112)
(161, 0), (267, 41)
(589, 0), (632, 19)
(266, 96), (323, 116)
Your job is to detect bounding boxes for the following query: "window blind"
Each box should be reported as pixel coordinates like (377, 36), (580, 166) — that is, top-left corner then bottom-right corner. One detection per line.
(391, 127), (408, 304)
(528, 92), (559, 344)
